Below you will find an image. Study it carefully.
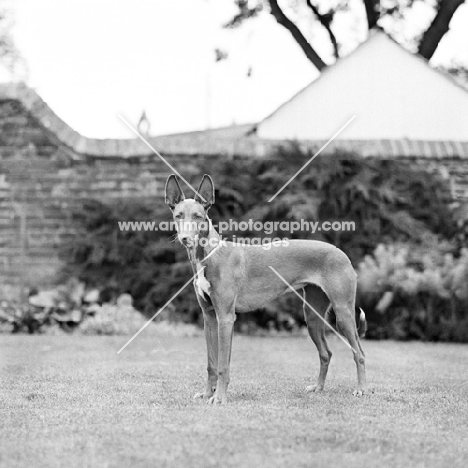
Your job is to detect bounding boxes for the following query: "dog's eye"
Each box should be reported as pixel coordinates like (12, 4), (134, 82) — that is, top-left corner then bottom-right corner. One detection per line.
(175, 213), (183, 219)
(193, 214), (204, 220)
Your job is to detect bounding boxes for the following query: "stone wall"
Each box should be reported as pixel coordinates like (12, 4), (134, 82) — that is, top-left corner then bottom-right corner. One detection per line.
(1, 84), (467, 300)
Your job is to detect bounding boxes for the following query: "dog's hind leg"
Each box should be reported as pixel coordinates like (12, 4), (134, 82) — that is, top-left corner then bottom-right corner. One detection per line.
(322, 264), (366, 396)
(329, 288), (366, 396)
(334, 303), (366, 396)
(302, 285), (333, 393)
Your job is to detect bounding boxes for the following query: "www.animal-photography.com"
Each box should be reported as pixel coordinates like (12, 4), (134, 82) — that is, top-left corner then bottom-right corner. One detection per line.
(1, 1), (468, 467)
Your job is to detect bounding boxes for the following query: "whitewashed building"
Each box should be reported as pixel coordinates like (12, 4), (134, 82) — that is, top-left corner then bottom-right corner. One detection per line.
(121, 29), (468, 161)
(257, 30), (468, 142)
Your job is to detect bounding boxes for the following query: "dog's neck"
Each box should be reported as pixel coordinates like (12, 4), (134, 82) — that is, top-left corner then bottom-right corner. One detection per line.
(186, 217), (221, 267)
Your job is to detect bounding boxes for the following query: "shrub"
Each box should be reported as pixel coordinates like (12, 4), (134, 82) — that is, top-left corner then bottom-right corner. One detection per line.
(77, 303), (201, 336)
(60, 147), (462, 336)
(201, 146), (457, 263)
(358, 243), (468, 341)
(60, 199), (192, 316)
(0, 279), (87, 334)
(0, 303), (53, 334)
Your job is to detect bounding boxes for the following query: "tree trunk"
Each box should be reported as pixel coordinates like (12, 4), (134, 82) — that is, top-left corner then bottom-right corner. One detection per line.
(363, 0), (379, 29)
(267, 0), (327, 71)
(418, 0), (465, 60)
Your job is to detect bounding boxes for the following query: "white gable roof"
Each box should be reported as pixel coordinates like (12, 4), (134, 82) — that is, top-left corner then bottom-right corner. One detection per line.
(257, 30), (468, 141)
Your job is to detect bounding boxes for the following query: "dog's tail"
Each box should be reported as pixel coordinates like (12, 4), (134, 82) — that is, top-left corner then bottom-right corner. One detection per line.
(325, 306), (367, 338)
(356, 307), (367, 338)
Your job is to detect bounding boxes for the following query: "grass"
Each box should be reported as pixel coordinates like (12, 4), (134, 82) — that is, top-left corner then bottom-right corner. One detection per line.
(1, 333), (468, 468)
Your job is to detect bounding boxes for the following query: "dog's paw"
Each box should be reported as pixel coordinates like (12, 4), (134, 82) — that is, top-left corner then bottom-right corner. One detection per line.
(207, 395), (227, 405)
(207, 396), (218, 405)
(352, 389), (366, 397)
(193, 385), (216, 400)
(305, 384), (324, 393)
(193, 389), (216, 400)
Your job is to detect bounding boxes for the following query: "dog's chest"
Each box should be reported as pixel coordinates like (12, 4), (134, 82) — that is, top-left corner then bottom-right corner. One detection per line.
(194, 264), (211, 299)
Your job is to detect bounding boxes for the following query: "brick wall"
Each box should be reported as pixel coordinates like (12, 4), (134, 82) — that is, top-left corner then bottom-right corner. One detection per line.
(1, 84), (467, 300)
(0, 98), (211, 299)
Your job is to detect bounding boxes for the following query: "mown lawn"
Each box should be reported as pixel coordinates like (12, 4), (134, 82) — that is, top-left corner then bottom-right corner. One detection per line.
(1, 332), (468, 468)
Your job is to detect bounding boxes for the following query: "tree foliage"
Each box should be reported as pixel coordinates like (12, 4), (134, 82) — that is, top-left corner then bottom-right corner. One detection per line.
(0, 4), (23, 75)
(224, 0), (466, 70)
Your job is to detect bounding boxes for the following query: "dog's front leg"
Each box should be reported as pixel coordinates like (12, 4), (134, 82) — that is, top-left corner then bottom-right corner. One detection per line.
(208, 297), (236, 405)
(193, 295), (218, 400)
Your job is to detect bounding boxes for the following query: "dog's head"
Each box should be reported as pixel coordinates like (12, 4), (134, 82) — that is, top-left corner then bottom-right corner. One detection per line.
(164, 174), (215, 247)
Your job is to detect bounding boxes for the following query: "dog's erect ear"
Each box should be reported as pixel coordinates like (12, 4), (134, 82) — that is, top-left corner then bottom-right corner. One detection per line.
(165, 175), (185, 209)
(194, 174), (215, 210)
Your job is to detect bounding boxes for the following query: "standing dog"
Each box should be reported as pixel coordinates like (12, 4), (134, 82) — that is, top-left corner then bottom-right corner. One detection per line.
(165, 174), (366, 404)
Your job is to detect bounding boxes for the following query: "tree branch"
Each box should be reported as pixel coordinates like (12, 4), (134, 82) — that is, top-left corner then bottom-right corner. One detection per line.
(362, 0), (379, 29)
(267, 0), (327, 71)
(305, 0), (339, 59)
(224, 0), (263, 29)
(418, 0), (465, 60)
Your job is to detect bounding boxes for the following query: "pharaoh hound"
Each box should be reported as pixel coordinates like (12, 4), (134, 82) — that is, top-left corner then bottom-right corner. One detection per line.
(165, 174), (366, 404)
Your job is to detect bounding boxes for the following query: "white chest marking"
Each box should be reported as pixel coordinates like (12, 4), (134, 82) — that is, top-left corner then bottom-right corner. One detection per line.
(194, 264), (211, 299)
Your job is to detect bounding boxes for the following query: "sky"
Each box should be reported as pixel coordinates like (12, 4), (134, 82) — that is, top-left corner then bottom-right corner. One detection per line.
(1, 0), (468, 138)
